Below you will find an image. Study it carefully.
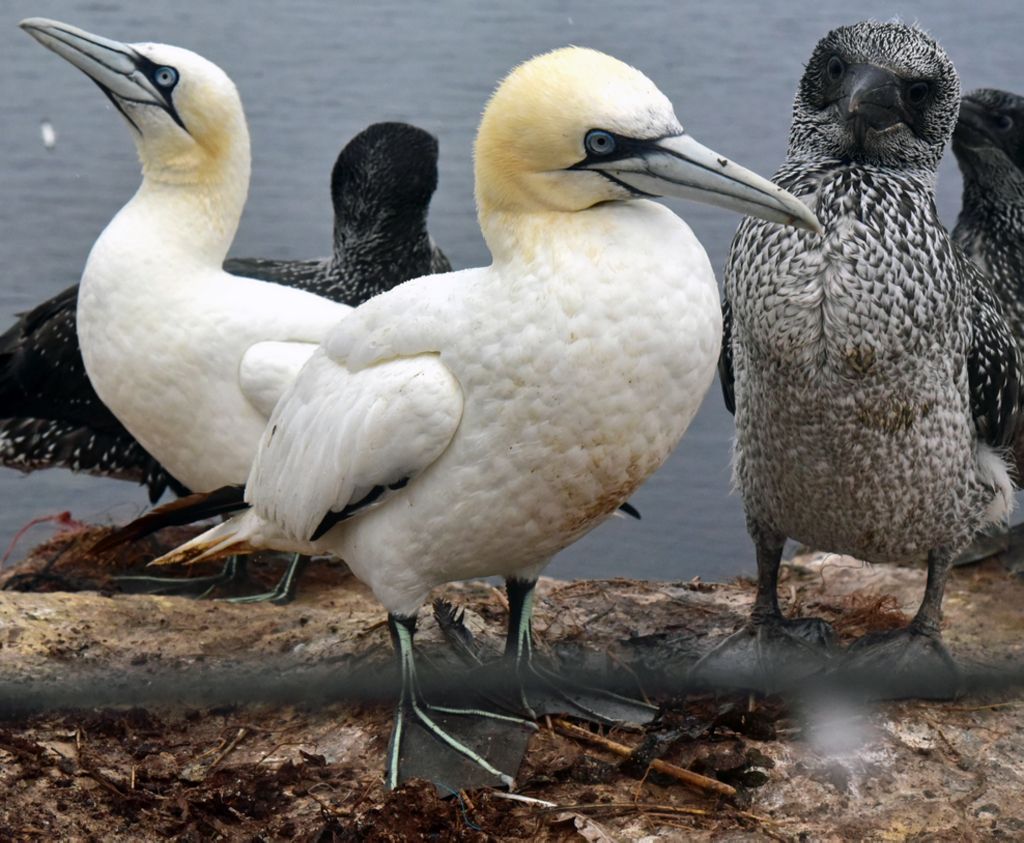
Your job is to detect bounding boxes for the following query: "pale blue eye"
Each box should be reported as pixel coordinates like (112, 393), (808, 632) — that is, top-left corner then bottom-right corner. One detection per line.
(585, 130), (616, 156)
(153, 66), (178, 88)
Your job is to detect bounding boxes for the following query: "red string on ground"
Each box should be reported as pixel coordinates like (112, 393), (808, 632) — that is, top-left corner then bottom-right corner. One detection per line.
(1, 511), (88, 567)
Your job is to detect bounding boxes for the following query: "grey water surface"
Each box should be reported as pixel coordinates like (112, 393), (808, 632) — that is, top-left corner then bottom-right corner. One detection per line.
(0, 0), (1020, 581)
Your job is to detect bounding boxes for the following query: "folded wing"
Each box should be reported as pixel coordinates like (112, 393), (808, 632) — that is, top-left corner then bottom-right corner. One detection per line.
(248, 348), (463, 544)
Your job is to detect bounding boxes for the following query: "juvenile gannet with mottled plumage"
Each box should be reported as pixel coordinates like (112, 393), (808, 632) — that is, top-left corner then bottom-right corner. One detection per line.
(953, 89), (1024, 348)
(140, 46), (819, 789)
(704, 22), (1024, 696)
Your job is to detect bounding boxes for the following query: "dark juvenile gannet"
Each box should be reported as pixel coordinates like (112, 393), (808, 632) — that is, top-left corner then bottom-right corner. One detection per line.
(146, 47), (819, 789)
(950, 90), (1024, 561)
(953, 90), (1024, 345)
(707, 22), (1024, 695)
(0, 285), (188, 501)
(225, 121), (451, 294)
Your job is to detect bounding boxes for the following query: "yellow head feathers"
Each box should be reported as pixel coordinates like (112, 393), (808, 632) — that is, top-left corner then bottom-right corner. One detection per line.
(474, 47), (681, 214)
(127, 42), (249, 186)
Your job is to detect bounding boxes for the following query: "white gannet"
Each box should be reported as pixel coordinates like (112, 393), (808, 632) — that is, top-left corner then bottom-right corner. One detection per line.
(141, 47), (820, 789)
(19, 16), (348, 494)
(1, 115), (451, 604)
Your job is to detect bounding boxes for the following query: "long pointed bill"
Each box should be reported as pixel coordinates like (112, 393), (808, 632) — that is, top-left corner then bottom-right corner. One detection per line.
(19, 17), (182, 130)
(585, 133), (822, 233)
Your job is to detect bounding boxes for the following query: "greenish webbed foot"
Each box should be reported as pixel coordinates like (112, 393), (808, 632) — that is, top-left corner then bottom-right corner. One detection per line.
(841, 624), (960, 700)
(387, 695), (535, 792)
(386, 613), (534, 792)
(221, 554), (308, 605)
(434, 583), (657, 729)
(691, 615), (838, 692)
(114, 556), (248, 598)
(508, 657), (658, 726)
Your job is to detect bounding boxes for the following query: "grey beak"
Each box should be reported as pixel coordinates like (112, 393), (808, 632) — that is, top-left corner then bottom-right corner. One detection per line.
(20, 17), (185, 132)
(579, 132), (822, 233)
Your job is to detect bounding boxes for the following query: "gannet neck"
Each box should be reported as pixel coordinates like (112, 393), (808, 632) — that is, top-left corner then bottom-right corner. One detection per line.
(124, 119), (250, 265)
(333, 205), (429, 257)
(478, 202), (621, 267)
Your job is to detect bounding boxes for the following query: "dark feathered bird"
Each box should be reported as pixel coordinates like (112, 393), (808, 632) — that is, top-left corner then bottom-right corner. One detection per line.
(224, 121), (451, 296)
(705, 22), (1024, 695)
(0, 123), (450, 504)
(953, 89), (1024, 345)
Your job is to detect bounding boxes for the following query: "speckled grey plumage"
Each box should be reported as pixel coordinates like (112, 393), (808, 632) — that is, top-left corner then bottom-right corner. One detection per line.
(0, 122), (449, 502)
(953, 89), (1024, 346)
(711, 21), (1024, 689)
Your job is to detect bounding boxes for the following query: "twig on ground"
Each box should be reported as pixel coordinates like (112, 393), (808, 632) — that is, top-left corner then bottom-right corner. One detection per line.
(550, 718), (737, 798)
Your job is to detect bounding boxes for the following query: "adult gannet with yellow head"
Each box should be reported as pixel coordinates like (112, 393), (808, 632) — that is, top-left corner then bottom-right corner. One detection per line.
(18, 19), (349, 496)
(149, 47), (820, 789)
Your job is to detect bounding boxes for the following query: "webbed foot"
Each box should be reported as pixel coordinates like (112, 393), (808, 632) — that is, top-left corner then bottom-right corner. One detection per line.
(510, 658), (658, 726)
(841, 624), (960, 700)
(222, 554), (307, 605)
(691, 616), (838, 692)
(387, 695), (534, 792)
(115, 556), (248, 598)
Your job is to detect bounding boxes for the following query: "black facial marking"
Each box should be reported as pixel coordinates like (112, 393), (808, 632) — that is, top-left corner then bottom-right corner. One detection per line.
(130, 52), (188, 132)
(568, 130), (674, 170)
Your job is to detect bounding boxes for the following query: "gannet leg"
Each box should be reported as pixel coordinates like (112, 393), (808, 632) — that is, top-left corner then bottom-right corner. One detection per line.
(691, 523), (837, 692)
(385, 613), (530, 791)
(114, 555), (249, 597)
(224, 554), (309, 605)
(842, 549), (961, 699)
(501, 578), (658, 726)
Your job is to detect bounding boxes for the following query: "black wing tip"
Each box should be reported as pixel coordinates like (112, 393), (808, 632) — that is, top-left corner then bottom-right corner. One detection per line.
(91, 484), (248, 554)
(618, 501), (642, 520)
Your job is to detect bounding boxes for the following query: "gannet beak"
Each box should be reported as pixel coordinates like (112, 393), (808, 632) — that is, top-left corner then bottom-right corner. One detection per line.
(953, 96), (995, 150)
(837, 64), (908, 149)
(576, 132), (822, 233)
(20, 17), (186, 133)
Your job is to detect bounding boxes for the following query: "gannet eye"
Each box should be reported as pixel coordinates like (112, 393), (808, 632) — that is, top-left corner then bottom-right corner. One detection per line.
(826, 55), (845, 82)
(907, 81), (930, 105)
(996, 113), (1014, 131)
(585, 130), (616, 156)
(153, 66), (178, 88)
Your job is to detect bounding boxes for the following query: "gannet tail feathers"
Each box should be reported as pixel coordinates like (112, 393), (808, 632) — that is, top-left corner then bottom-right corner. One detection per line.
(148, 515), (256, 567)
(150, 507), (319, 568)
(91, 485), (248, 553)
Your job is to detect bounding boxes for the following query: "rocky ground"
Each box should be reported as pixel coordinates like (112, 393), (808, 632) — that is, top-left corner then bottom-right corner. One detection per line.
(0, 522), (1022, 841)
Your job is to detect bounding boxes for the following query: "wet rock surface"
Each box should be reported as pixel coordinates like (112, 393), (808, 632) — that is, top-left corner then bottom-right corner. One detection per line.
(0, 524), (1022, 840)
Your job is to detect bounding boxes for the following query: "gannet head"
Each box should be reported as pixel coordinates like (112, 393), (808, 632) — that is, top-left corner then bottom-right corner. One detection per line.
(331, 122), (441, 234)
(475, 46), (820, 231)
(953, 89), (1024, 199)
(789, 21), (960, 172)
(21, 18), (248, 186)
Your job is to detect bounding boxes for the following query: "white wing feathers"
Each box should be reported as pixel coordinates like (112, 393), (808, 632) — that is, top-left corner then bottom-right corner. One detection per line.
(238, 341), (320, 417)
(247, 347), (463, 543)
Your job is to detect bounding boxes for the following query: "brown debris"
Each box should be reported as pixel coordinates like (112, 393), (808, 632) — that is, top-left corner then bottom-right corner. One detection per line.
(0, 530), (1023, 838)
